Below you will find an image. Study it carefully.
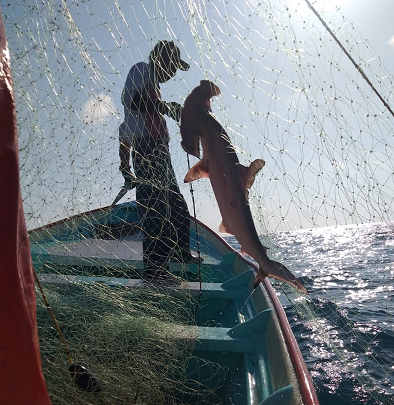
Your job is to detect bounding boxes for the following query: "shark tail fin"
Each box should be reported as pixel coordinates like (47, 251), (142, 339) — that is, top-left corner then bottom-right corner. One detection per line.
(254, 259), (308, 294)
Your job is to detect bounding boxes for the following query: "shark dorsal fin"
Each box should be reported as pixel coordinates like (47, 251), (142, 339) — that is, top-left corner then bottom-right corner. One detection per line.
(238, 159), (265, 191)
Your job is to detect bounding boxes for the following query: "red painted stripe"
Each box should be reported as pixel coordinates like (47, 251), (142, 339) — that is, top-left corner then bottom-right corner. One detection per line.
(0, 6), (52, 404)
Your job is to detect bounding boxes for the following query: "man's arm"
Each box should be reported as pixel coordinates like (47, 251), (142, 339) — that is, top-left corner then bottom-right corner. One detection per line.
(129, 92), (166, 114)
(121, 62), (181, 121)
(118, 123), (137, 189)
(129, 93), (181, 122)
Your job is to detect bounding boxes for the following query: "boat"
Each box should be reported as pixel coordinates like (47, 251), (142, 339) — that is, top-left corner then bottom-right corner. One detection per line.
(28, 200), (320, 405)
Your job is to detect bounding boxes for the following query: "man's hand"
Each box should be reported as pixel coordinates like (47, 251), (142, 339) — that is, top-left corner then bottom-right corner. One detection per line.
(120, 169), (137, 190)
(165, 101), (182, 122)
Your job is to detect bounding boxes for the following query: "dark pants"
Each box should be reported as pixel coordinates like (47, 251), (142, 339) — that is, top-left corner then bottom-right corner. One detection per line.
(132, 139), (190, 270)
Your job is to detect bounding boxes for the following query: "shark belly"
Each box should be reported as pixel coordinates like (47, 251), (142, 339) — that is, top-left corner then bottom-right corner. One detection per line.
(208, 157), (263, 256)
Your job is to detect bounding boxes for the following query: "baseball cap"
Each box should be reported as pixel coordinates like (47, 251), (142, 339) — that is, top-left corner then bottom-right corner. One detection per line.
(151, 40), (190, 71)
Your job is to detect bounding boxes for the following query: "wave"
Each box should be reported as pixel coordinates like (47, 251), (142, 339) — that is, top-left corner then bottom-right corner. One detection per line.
(228, 223), (394, 404)
(286, 297), (394, 404)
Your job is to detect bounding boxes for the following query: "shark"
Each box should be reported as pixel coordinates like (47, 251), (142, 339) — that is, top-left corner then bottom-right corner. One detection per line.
(180, 80), (308, 294)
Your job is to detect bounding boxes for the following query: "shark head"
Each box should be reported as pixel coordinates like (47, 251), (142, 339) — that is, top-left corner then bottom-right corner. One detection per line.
(180, 80), (222, 158)
(199, 80), (221, 99)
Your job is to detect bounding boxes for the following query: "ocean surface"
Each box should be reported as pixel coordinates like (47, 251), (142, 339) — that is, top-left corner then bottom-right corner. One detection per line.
(227, 222), (394, 405)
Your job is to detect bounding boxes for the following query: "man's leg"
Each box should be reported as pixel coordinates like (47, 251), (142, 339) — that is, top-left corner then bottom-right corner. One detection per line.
(167, 158), (203, 264)
(132, 142), (182, 283)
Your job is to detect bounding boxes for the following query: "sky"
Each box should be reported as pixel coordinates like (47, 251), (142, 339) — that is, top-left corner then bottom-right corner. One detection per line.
(3, 0), (394, 232)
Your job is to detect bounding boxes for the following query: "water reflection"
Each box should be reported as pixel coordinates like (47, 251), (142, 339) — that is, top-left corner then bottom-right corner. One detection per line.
(238, 221), (394, 405)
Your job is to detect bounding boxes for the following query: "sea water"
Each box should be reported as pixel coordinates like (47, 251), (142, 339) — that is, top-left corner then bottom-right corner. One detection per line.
(227, 222), (394, 405)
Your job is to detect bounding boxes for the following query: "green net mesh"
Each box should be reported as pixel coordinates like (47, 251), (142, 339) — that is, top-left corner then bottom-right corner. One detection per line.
(3, 0), (394, 404)
(37, 283), (211, 404)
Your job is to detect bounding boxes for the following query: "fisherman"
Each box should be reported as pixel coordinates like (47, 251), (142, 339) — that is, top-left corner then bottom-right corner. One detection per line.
(119, 40), (201, 284)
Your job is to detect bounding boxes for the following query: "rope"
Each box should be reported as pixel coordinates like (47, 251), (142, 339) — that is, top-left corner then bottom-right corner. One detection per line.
(186, 153), (203, 296)
(33, 269), (74, 366)
(304, 0), (394, 118)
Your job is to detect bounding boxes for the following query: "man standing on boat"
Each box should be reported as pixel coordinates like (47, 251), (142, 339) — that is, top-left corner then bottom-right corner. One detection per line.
(119, 40), (201, 284)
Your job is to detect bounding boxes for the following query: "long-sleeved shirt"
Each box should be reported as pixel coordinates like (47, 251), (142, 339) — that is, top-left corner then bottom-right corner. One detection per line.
(121, 61), (169, 143)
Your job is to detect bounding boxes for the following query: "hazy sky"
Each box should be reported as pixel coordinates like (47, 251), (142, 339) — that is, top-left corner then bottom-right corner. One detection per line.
(4, 0), (394, 232)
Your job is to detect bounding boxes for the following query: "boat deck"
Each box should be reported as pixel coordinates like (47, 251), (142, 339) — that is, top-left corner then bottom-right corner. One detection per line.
(31, 231), (235, 284)
(28, 202), (317, 405)
(36, 269), (296, 405)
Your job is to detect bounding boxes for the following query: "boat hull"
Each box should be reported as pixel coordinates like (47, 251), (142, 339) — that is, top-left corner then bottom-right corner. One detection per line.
(29, 201), (319, 405)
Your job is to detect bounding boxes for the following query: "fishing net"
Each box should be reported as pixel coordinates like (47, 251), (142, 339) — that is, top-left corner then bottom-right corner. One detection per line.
(35, 281), (219, 405)
(3, 0), (394, 404)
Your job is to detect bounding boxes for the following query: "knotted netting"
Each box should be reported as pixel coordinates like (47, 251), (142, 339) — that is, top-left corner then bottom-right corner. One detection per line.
(3, 0), (394, 404)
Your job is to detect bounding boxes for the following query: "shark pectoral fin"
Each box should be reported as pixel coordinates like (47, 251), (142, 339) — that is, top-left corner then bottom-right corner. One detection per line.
(257, 259), (308, 294)
(184, 160), (210, 183)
